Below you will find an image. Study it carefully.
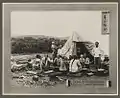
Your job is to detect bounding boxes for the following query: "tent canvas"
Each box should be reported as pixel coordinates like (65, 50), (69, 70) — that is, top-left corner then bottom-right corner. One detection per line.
(58, 32), (104, 60)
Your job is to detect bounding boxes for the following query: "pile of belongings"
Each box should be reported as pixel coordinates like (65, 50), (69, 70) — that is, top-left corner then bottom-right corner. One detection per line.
(11, 61), (27, 72)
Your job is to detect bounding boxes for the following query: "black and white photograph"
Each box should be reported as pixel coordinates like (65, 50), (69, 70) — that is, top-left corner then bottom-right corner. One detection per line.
(2, 3), (118, 95)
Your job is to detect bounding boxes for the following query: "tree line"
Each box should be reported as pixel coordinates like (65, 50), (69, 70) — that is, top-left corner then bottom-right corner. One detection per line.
(11, 37), (67, 54)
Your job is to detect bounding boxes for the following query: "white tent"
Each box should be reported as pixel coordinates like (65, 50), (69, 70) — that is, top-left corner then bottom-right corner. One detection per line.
(58, 32), (104, 58)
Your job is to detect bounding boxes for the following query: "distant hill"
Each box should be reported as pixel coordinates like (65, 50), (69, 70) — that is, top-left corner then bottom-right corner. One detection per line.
(11, 34), (68, 54)
(12, 35), (69, 40)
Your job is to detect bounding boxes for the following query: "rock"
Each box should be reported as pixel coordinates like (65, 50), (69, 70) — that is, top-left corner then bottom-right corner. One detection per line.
(32, 75), (39, 81)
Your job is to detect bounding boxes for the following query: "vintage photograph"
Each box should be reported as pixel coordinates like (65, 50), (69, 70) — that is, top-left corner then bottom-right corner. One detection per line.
(3, 3), (118, 95)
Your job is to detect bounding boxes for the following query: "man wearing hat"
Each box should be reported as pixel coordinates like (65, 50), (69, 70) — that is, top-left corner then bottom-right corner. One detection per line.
(92, 41), (102, 69)
(51, 41), (56, 49)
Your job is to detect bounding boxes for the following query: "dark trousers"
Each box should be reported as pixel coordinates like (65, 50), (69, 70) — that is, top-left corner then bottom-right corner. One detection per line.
(94, 57), (101, 69)
(85, 64), (90, 69)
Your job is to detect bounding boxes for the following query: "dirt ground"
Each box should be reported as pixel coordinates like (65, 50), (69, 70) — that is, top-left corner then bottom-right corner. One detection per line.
(7, 54), (115, 94)
(9, 74), (115, 94)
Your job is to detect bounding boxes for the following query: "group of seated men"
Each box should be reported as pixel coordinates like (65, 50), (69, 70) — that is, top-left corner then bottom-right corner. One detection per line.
(11, 53), (109, 74)
(28, 54), (91, 72)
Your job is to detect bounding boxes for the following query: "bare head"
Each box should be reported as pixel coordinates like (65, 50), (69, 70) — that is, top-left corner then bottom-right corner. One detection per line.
(28, 59), (31, 62)
(73, 55), (77, 59)
(36, 55), (41, 59)
(95, 41), (99, 47)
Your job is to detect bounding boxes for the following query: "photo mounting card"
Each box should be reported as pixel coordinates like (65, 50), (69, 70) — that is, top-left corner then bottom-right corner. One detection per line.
(2, 2), (118, 95)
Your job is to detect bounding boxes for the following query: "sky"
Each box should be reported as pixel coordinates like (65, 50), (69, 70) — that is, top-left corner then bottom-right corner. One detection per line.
(11, 11), (109, 55)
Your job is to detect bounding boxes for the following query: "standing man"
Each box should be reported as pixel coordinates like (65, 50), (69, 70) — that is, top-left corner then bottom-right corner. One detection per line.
(51, 41), (57, 60)
(92, 41), (102, 69)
